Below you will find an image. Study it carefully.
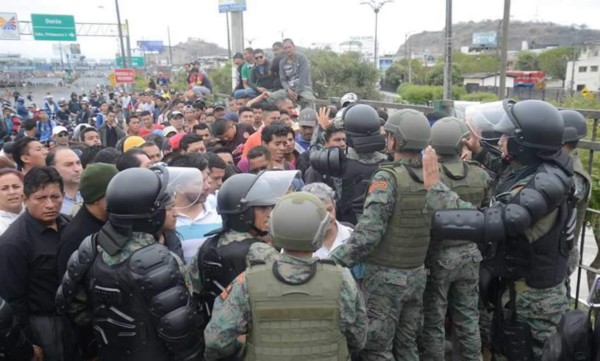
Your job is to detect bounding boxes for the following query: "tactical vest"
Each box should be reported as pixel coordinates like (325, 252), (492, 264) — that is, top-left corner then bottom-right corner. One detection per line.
(337, 157), (382, 225)
(89, 245), (168, 361)
(571, 153), (592, 241)
(367, 161), (431, 269)
(495, 163), (574, 289)
(439, 158), (488, 246)
(244, 261), (348, 361)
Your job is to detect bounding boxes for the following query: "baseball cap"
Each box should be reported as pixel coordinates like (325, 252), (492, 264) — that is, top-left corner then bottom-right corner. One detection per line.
(169, 132), (185, 151)
(213, 101), (226, 110)
(123, 136), (145, 152)
(298, 109), (318, 127)
(163, 126), (178, 137)
(52, 126), (69, 136)
(81, 97), (90, 104)
(170, 110), (184, 119)
(233, 52), (243, 59)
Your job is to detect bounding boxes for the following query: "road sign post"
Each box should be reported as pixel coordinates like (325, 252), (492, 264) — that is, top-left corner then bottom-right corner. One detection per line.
(114, 68), (135, 84)
(31, 14), (76, 41)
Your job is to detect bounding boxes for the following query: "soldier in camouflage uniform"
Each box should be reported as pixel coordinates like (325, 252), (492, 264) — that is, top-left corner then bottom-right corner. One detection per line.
(419, 117), (491, 360)
(424, 100), (575, 359)
(559, 110), (594, 283)
(330, 109), (432, 361)
(204, 192), (367, 360)
(56, 166), (203, 361)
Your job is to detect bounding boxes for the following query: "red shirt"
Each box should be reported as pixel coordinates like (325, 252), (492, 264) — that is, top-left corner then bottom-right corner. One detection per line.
(139, 124), (164, 138)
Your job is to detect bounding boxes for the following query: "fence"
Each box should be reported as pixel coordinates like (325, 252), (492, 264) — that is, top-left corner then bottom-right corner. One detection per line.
(467, 85), (567, 102)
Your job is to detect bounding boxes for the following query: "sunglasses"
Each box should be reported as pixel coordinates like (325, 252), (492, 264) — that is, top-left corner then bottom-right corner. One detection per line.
(255, 55), (264, 59)
(56, 132), (68, 138)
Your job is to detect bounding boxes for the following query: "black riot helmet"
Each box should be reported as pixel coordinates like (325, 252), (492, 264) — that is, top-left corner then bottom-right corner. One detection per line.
(217, 170), (298, 233)
(342, 104), (385, 153)
(560, 109), (587, 144)
(106, 166), (171, 234)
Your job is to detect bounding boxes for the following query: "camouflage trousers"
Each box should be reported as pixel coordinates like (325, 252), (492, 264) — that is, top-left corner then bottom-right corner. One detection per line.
(358, 264), (426, 361)
(420, 243), (482, 361)
(497, 281), (568, 359)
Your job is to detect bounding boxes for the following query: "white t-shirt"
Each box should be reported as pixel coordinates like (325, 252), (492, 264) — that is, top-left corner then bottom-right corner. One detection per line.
(0, 208), (24, 236)
(313, 221), (353, 259)
(175, 202), (222, 263)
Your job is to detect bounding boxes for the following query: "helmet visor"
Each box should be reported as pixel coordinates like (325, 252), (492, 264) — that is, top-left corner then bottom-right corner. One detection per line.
(465, 101), (515, 141)
(244, 170), (299, 207)
(158, 166), (204, 210)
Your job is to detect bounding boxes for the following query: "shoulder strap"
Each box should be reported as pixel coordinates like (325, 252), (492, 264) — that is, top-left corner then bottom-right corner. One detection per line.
(441, 161), (469, 181)
(401, 163), (424, 184)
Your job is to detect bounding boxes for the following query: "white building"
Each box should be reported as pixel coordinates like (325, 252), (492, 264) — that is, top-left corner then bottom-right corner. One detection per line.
(463, 72), (515, 88)
(565, 43), (600, 92)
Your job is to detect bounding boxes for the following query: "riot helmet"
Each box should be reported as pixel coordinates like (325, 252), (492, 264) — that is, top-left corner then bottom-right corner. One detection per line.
(217, 170), (298, 233)
(384, 109), (431, 152)
(560, 109), (587, 144)
(430, 117), (469, 156)
(270, 192), (329, 252)
(106, 166), (200, 234)
(342, 104), (385, 153)
(340, 92), (358, 108)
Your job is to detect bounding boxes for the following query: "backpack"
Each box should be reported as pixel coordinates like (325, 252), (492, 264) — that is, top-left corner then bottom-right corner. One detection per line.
(196, 233), (260, 328)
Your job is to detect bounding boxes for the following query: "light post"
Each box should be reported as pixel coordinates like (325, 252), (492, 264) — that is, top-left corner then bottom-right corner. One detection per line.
(114, 0), (128, 68)
(405, 31), (413, 83)
(361, 0), (393, 69)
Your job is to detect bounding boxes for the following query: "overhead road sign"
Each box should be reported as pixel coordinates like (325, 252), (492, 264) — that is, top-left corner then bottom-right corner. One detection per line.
(219, 0), (247, 13)
(0, 13), (20, 40)
(116, 56), (145, 69)
(138, 41), (164, 53)
(31, 14), (77, 41)
(114, 68), (135, 84)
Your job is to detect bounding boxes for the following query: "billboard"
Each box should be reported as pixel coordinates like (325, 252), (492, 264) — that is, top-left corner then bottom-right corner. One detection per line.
(472, 32), (497, 47)
(0, 12), (20, 40)
(219, 0), (246, 13)
(137, 40), (164, 53)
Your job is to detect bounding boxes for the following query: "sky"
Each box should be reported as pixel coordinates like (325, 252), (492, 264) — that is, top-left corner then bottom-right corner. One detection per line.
(1, 0), (600, 61)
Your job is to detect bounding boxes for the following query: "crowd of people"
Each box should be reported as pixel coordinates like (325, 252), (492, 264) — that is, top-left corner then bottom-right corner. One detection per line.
(0, 37), (596, 361)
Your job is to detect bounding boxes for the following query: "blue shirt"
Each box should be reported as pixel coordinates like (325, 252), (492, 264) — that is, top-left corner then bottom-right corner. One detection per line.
(175, 202), (222, 263)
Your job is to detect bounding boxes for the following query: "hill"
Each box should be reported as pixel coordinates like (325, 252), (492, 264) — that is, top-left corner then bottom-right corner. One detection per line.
(396, 20), (600, 57)
(156, 38), (229, 65)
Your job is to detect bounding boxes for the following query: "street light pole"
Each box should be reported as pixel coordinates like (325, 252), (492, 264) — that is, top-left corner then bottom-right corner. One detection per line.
(498, 0), (511, 98)
(115, 0), (127, 68)
(442, 0), (453, 99)
(361, 0), (393, 70)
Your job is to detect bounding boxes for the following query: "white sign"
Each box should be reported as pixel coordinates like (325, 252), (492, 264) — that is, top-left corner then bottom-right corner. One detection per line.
(0, 13), (20, 40)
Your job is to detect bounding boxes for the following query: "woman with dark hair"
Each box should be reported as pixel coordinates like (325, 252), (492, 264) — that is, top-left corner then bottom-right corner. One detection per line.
(0, 168), (24, 235)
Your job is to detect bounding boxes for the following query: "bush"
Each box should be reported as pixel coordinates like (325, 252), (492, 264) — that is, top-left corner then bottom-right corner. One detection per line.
(397, 84), (466, 104)
(460, 92), (499, 102)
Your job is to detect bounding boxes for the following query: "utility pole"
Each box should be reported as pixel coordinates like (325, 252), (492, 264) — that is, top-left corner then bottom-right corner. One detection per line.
(115, 0), (127, 68)
(361, 0), (393, 70)
(570, 43), (578, 96)
(498, 0), (511, 98)
(125, 19), (133, 69)
(442, 0), (452, 99)
(167, 26), (173, 66)
(225, 12), (231, 60)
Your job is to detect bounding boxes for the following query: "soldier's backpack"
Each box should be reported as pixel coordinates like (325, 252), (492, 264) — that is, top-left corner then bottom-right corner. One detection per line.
(196, 233), (260, 329)
(541, 310), (592, 361)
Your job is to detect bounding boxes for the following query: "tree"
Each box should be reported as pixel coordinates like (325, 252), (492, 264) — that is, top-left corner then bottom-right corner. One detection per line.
(384, 60), (408, 91)
(452, 52), (499, 74)
(516, 51), (540, 71)
(538, 46), (576, 87)
(426, 63), (463, 86)
(207, 62), (233, 95)
(306, 49), (381, 100)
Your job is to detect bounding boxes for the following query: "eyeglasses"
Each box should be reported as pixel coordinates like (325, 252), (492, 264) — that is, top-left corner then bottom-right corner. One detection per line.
(56, 132), (68, 138)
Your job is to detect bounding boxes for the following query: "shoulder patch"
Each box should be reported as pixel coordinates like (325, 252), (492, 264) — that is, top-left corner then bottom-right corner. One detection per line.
(368, 180), (388, 193)
(219, 272), (246, 300)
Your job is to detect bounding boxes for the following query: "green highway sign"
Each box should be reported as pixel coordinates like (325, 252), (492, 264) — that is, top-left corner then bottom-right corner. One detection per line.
(116, 56), (145, 69)
(31, 14), (77, 41)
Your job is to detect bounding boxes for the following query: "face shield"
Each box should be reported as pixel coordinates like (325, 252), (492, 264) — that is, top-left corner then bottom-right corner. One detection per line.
(464, 100), (517, 142)
(153, 166), (203, 211)
(243, 170), (299, 208)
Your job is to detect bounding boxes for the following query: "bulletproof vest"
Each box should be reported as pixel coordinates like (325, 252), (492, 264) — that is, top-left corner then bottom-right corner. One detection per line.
(337, 157), (382, 225)
(197, 234), (260, 325)
(244, 261), (348, 361)
(367, 161), (431, 269)
(439, 158), (488, 246)
(89, 245), (169, 361)
(498, 162), (574, 289)
(571, 153), (592, 241)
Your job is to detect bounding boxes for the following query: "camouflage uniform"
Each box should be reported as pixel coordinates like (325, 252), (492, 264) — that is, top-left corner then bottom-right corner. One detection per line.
(331, 159), (428, 361)
(203, 253), (367, 360)
(420, 158), (491, 361)
(187, 230), (280, 294)
(427, 169), (569, 359)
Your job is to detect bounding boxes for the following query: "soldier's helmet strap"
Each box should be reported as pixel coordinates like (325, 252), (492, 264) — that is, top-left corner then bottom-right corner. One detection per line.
(272, 261), (318, 286)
